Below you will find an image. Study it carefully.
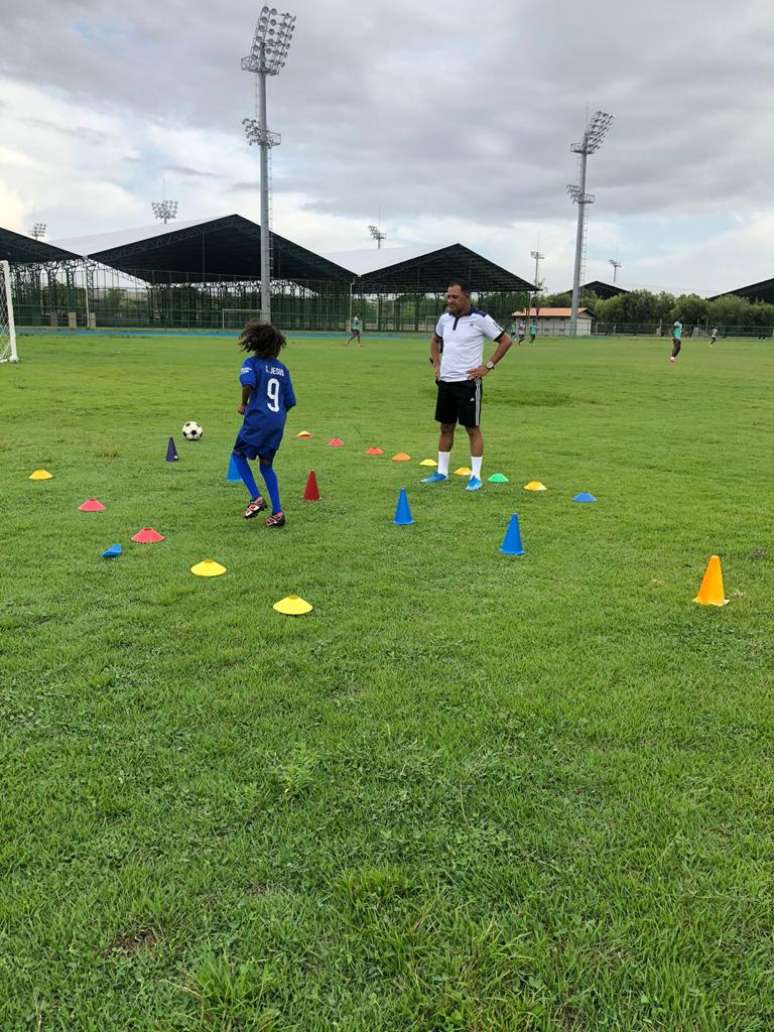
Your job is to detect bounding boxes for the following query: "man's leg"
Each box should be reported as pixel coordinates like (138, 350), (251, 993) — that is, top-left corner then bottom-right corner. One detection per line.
(437, 422), (454, 477)
(466, 424), (483, 484)
(671, 338), (681, 361)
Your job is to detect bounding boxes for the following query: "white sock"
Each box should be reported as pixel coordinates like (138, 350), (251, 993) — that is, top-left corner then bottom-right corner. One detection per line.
(471, 456), (483, 479)
(437, 451), (451, 477)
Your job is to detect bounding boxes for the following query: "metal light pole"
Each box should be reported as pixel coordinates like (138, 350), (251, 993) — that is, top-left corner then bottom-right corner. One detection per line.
(368, 224), (386, 249)
(31, 223), (47, 240)
(567, 110), (613, 335)
(242, 5), (296, 324)
(608, 258), (622, 283)
(151, 200), (178, 224)
(530, 249), (544, 330)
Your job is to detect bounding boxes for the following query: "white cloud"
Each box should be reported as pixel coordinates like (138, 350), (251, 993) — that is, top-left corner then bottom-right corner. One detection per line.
(2, 0), (774, 296)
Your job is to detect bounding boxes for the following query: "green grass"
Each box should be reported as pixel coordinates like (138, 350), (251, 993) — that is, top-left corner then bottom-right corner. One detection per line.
(1, 331), (772, 1031)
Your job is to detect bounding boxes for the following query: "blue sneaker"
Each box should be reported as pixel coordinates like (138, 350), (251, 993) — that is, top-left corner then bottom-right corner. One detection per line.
(466, 476), (483, 492)
(421, 472), (448, 484)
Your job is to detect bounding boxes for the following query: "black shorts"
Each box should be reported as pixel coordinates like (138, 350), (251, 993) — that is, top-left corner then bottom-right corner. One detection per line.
(435, 379), (482, 428)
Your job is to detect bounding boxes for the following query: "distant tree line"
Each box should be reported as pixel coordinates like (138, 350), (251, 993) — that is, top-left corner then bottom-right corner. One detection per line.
(536, 289), (774, 333)
(477, 287), (774, 334)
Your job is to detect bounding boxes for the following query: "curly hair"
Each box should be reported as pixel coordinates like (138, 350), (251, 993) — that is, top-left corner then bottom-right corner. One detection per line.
(238, 321), (287, 358)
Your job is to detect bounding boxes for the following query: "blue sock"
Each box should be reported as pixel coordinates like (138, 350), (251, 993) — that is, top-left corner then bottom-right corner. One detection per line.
(232, 452), (260, 500)
(260, 462), (282, 514)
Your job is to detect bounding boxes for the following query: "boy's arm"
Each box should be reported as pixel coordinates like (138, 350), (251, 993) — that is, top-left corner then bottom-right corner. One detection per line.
(238, 359), (257, 414)
(238, 384), (252, 415)
(284, 373), (297, 411)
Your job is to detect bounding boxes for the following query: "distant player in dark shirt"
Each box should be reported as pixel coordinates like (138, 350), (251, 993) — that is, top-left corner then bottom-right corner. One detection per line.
(670, 320), (683, 362)
(232, 322), (296, 528)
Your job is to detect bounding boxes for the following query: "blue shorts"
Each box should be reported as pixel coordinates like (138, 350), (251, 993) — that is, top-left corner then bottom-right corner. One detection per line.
(233, 427), (283, 462)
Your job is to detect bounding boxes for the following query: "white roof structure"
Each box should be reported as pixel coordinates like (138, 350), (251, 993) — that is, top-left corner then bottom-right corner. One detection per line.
(325, 245), (440, 277)
(52, 217), (211, 257)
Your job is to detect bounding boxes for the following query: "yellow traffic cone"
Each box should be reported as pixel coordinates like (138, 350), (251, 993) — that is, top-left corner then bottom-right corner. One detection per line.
(191, 559), (226, 577)
(273, 594), (313, 616)
(29, 469), (53, 480)
(523, 480), (547, 491)
(693, 555), (729, 606)
(419, 458), (437, 467)
(454, 467), (472, 476)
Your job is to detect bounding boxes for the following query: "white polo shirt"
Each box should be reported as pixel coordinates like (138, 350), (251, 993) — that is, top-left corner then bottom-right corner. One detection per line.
(435, 308), (504, 382)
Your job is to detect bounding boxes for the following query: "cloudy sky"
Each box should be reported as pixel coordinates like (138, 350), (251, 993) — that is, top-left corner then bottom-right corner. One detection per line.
(1, 0), (771, 294)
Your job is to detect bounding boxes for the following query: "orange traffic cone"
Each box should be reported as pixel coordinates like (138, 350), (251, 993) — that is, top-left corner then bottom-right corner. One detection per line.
(693, 555), (728, 606)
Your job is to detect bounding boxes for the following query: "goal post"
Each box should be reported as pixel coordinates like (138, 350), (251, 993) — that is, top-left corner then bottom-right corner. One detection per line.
(0, 260), (18, 363)
(222, 308), (263, 330)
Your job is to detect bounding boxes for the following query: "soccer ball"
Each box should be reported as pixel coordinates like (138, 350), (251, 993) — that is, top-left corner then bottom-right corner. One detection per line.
(182, 421), (203, 441)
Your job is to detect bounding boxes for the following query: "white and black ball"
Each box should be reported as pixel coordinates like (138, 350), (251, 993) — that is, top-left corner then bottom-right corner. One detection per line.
(182, 421), (203, 441)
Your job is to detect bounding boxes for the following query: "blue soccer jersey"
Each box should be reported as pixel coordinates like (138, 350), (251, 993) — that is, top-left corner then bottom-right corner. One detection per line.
(235, 356), (296, 459)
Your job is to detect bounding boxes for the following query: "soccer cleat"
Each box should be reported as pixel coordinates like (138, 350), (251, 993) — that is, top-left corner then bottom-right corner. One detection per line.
(466, 476), (483, 492)
(244, 497), (267, 519)
(421, 472), (448, 484)
(265, 511), (286, 528)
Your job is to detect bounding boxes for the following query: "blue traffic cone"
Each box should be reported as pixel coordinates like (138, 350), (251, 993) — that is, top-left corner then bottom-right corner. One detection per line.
(166, 437), (179, 462)
(393, 487), (415, 526)
(102, 543), (122, 559)
(226, 454), (241, 483)
(499, 513), (525, 556)
(572, 492), (597, 503)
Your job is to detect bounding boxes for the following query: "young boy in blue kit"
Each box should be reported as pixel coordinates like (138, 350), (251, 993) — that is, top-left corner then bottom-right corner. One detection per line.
(232, 322), (296, 528)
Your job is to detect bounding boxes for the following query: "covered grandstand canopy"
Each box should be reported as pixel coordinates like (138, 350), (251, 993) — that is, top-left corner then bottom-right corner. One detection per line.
(328, 243), (534, 293)
(50, 216), (532, 294)
(707, 278), (774, 304)
(54, 215), (353, 285)
(579, 280), (628, 299)
(0, 226), (77, 264)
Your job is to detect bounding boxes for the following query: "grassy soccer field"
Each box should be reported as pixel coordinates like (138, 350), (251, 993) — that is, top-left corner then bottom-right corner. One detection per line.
(1, 331), (772, 1031)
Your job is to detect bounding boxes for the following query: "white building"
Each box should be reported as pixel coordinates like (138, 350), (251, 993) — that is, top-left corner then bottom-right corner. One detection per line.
(513, 307), (593, 337)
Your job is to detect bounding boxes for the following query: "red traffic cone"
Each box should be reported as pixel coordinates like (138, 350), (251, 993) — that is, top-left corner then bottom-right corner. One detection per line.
(303, 470), (320, 501)
(78, 498), (106, 512)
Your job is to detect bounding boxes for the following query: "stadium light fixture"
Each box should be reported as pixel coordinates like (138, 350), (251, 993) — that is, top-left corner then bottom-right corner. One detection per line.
(567, 109), (613, 335)
(368, 225), (386, 249)
(31, 223), (47, 239)
(530, 249), (545, 290)
(242, 5), (297, 323)
(151, 200), (179, 224)
(608, 258), (622, 283)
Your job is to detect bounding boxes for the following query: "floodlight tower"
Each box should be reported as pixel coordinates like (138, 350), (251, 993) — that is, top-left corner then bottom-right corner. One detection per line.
(567, 110), (613, 335)
(31, 223), (47, 239)
(151, 200), (179, 224)
(369, 225), (386, 249)
(530, 249), (545, 290)
(608, 258), (622, 283)
(242, 5), (297, 323)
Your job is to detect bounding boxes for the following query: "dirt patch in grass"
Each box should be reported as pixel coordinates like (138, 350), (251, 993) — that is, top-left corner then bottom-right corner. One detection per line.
(107, 927), (160, 956)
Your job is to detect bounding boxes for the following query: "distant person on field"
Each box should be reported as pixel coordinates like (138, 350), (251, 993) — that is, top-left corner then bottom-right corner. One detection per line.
(670, 319), (683, 362)
(511, 316), (526, 344)
(232, 322), (296, 528)
(529, 319), (537, 343)
(346, 314), (362, 346)
(710, 326), (718, 344)
(423, 278), (515, 492)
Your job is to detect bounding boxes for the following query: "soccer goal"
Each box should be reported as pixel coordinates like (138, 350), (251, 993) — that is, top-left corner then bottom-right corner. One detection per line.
(0, 260), (18, 363)
(222, 308), (263, 330)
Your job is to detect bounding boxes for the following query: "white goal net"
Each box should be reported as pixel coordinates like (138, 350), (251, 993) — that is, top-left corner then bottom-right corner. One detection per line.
(222, 308), (263, 330)
(0, 260), (18, 363)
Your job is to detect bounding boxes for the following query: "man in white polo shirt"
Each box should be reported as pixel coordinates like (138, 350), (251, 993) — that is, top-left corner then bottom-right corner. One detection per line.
(422, 278), (514, 491)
